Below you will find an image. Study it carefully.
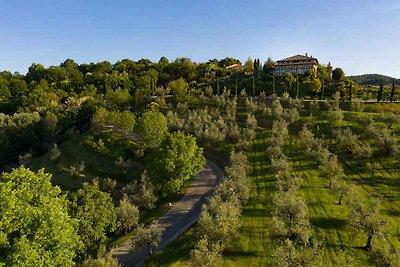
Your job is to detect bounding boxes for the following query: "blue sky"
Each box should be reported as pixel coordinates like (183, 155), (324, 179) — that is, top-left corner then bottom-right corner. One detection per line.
(1, 0), (399, 77)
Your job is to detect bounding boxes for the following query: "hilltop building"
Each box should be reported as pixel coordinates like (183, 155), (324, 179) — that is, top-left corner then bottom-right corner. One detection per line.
(274, 54), (319, 75)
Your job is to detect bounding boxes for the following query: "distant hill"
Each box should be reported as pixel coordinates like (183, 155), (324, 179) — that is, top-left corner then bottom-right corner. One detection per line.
(348, 74), (400, 86)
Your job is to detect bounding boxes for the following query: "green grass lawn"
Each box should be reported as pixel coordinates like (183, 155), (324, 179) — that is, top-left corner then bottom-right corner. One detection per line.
(144, 107), (400, 267)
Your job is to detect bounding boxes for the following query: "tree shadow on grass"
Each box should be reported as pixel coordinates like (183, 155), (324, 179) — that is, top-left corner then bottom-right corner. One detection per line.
(223, 249), (259, 258)
(242, 207), (272, 218)
(310, 217), (347, 230)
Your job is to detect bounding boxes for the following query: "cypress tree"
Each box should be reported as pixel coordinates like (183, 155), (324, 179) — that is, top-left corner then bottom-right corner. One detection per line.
(377, 80), (383, 102)
(296, 74), (299, 99)
(272, 76), (276, 95)
(349, 83), (353, 102)
(390, 81), (396, 102)
(252, 75), (256, 96)
(216, 76), (220, 95)
(321, 79), (325, 100)
(235, 78), (238, 97)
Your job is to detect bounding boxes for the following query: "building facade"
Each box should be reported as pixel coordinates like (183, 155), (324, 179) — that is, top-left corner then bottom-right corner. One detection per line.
(274, 54), (319, 75)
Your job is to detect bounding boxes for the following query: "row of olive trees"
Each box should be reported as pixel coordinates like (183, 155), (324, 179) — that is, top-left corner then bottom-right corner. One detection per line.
(267, 118), (324, 266)
(190, 150), (249, 267)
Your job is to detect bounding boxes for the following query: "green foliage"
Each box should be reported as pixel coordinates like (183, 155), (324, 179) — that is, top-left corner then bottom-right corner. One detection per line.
(347, 196), (389, 249)
(105, 88), (132, 109)
(0, 112), (41, 163)
(82, 252), (122, 267)
(121, 170), (157, 209)
(137, 110), (168, 149)
(0, 167), (80, 266)
(116, 195), (139, 233)
(131, 223), (164, 256)
(168, 78), (189, 102)
(197, 194), (241, 247)
(273, 239), (324, 267)
(332, 68), (345, 82)
(377, 80), (384, 102)
(107, 110), (136, 134)
(69, 180), (117, 257)
(147, 131), (205, 196)
(272, 189), (312, 245)
(190, 237), (223, 267)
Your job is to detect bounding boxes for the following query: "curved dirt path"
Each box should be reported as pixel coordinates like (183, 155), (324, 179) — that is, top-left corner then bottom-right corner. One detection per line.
(112, 160), (223, 267)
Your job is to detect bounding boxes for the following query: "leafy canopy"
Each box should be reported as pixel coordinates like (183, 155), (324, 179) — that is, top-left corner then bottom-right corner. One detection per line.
(0, 166), (80, 267)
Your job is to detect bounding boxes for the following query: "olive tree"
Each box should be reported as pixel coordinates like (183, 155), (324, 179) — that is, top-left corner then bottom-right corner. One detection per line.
(131, 223), (164, 256)
(121, 170), (157, 209)
(347, 196), (389, 250)
(197, 194), (241, 247)
(116, 195), (139, 233)
(272, 99), (283, 119)
(319, 154), (344, 188)
(190, 237), (223, 267)
(271, 189), (312, 245)
(274, 239), (324, 267)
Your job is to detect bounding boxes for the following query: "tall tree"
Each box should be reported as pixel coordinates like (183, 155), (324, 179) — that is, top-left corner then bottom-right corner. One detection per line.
(168, 77), (189, 102)
(347, 196), (388, 250)
(252, 75), (256, 96)
(349, 83), (353, 102)
(272, 75), (276, 95)
(0, 167), (80, 266)
(320, 79), (325, 100)
(390, 80), (396, 102)
(147, 131), (205, 196)
(137, 110), (168, 149)
(332, 68), (345, 82)
(377, 80), (383, 102)
(244, 58), (254, 74)
(69, 180), (117, 257)
(131, 224), (164, 256)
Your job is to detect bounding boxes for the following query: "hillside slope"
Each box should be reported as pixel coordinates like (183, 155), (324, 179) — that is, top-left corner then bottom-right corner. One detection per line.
(348, 74), (399, 85)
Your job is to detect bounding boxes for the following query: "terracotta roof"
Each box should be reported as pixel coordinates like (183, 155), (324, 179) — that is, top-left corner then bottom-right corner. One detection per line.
(276, 54), (318, 63)
(226, 63), (242, 69)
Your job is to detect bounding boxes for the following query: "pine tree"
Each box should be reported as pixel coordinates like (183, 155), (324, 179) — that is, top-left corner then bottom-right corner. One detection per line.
(377, 80), (383, 102)
(390, 81), (396, 102)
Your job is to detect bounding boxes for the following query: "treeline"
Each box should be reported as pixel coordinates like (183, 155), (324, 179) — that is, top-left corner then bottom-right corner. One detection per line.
(0, 56), (356, 115)
(349, 74), (400, 86)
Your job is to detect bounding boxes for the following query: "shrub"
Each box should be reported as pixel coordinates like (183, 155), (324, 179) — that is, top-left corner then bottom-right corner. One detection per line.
(116, 195), (139, 233)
